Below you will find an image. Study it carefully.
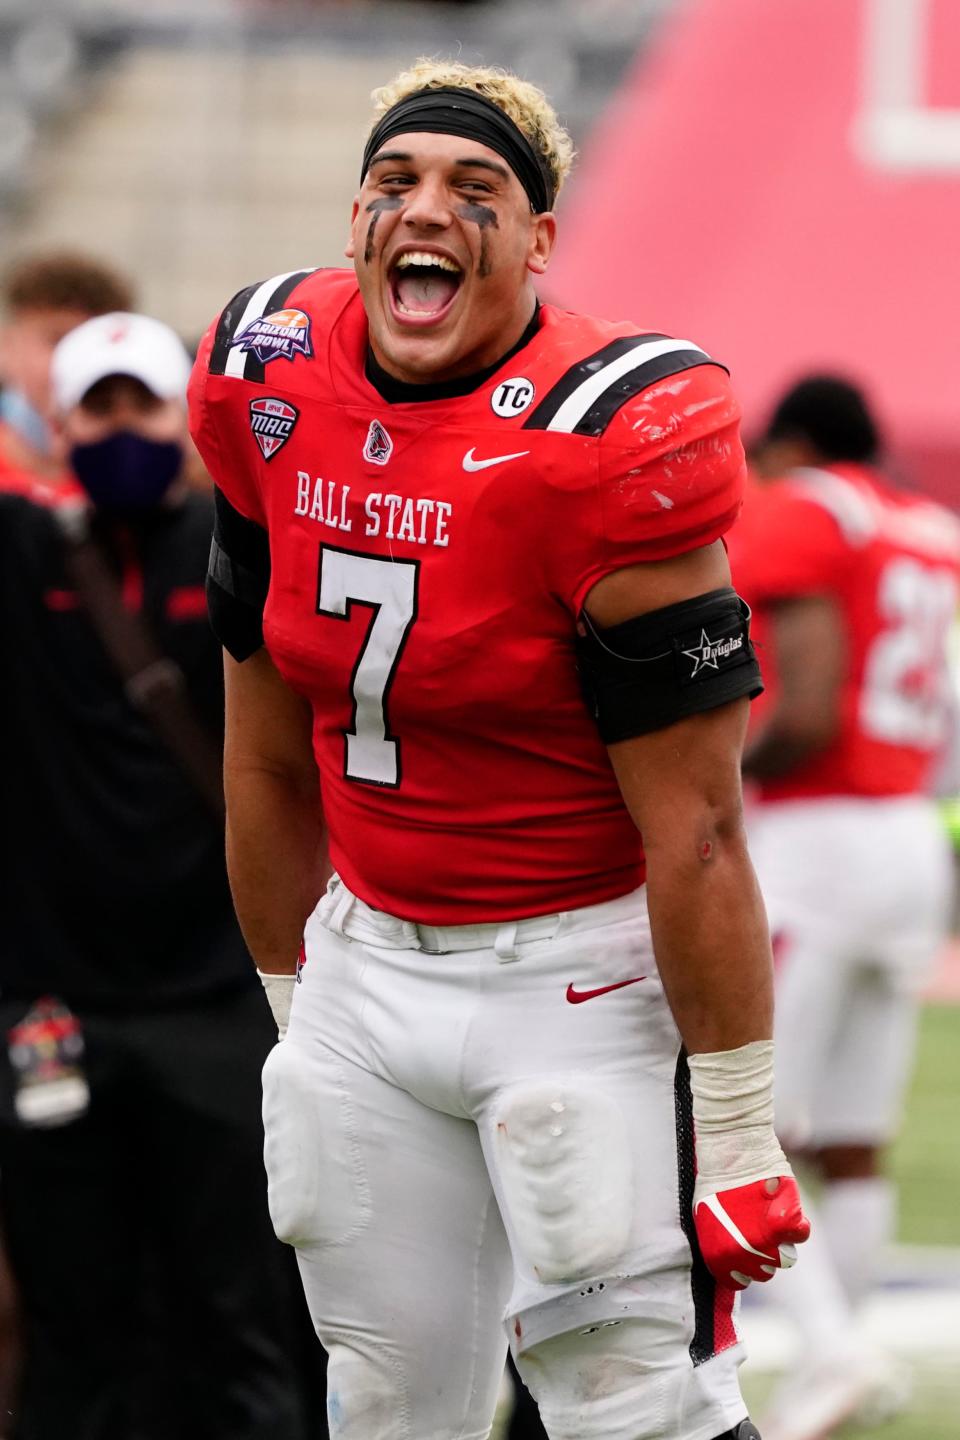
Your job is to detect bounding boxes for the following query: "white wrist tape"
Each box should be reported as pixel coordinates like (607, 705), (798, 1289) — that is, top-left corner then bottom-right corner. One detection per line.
(688, 1039), (791, 1196)
(257, 970), (297, 1040)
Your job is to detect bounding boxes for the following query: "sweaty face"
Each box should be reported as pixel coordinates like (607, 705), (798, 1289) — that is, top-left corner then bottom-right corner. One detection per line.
(349, 131), (555, 384)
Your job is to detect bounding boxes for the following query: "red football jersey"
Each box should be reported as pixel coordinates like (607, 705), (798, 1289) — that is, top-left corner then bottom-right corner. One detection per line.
(190, 268), (746, 922)
(730, 463), (960, 802)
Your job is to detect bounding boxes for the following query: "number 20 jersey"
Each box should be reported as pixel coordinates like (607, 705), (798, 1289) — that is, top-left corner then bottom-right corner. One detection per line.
(730, 463), (960, 802)
(189, 268), (746, 923)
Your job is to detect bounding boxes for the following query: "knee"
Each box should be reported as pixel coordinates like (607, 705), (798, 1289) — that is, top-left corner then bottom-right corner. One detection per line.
(324, 1343), (477, 1440)
(324, 1350), (407, 1440)
(492, 1079), (633, 1282)
(516, 1321), (744, 1440)
(517, 1323), (669, 1440)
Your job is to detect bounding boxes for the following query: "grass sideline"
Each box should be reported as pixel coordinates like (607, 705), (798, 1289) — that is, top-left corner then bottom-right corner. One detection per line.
(742, 1003), (960, 1439)
(892, 1003), (960, 1247)
(741, 1362), (959, 1440)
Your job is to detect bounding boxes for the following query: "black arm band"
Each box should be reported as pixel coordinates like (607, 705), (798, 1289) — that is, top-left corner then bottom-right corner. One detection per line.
(576, 586), (763, 743)
(206, 486), (271, 662)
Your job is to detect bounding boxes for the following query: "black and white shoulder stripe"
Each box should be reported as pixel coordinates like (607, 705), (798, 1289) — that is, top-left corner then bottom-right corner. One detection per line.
(523, 333), (724, 437)
(208, 268), (318, 382)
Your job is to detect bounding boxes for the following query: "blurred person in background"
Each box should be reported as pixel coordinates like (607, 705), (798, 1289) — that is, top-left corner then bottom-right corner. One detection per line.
(729, 377), (960, 1440)
(0, 251), (134, 495)
(0, 311), (325, 1440)
(191, 57), (809, 1440)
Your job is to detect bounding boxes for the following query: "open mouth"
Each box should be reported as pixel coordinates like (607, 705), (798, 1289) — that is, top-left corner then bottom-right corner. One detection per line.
(388, 250), (464, 326)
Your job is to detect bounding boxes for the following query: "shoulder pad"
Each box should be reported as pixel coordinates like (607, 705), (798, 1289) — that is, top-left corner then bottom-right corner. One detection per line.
(522, 331), (726, 438)
(207, 267), (323, 382)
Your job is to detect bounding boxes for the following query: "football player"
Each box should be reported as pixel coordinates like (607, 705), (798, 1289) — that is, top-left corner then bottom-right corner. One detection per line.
(189, 59), (809, 1440)
(730, 377), (960, 1440)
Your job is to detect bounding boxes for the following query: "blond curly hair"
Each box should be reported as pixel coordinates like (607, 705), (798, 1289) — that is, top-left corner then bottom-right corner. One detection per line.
(369, 59), (576, 204)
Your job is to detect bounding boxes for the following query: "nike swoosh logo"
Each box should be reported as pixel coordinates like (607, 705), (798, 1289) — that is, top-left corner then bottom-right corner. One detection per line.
(462, 447), (530, 472)
(565, 977), (647, 1004)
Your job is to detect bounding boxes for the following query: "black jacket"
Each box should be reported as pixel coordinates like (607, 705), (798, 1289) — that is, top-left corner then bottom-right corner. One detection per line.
(0, 489), (251, 1007)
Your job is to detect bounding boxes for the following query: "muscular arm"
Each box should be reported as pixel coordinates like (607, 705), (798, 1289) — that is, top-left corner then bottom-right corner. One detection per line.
(742, 594), (845, 779)
(585, 540), (771, 1053)
(223, 648), (328, 975)
(585, 541), (809, 1279)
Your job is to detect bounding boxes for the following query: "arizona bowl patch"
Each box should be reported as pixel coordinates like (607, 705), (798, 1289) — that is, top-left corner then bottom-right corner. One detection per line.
(249, 397), (299, 461)
(232, 308), (313, 365)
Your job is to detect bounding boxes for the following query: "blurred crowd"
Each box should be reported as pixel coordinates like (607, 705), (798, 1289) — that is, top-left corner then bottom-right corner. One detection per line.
(0, 251), (330, 1440)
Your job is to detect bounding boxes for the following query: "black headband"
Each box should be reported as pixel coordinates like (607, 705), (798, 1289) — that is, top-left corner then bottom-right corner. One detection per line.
(361, 86), (554, 213)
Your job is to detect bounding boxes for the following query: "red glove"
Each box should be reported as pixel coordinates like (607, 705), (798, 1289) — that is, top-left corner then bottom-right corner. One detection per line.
(694, 1174), (811, 1290)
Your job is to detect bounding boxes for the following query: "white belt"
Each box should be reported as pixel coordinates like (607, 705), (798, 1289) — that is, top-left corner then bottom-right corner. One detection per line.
(317, 878), (561, 961)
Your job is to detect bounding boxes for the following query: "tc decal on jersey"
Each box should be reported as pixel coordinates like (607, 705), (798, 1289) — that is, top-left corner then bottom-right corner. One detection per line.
(491, 376), (535, 417)
(363, 419), (393, 466)
(231, 307), (313, 365)
(249, 397), (299, 461)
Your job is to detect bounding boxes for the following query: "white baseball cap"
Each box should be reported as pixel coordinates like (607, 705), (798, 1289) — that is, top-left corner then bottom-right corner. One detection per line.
(50, 311), (192, 413)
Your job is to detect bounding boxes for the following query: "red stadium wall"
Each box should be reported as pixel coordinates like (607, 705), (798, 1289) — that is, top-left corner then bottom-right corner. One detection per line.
(549, 0), (960, 508)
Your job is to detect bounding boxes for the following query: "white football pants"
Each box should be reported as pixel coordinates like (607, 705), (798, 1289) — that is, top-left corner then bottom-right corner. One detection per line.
(262, 878), (748, 1440)
(748, 795), (952, 1147)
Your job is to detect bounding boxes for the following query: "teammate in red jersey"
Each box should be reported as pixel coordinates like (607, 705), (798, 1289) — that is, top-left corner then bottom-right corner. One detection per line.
(730, 377), (960, 1440)
(190, 59), (808, 1440)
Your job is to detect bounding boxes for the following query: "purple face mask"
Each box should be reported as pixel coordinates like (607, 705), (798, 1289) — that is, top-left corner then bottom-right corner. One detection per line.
(68, 431), (183, 512)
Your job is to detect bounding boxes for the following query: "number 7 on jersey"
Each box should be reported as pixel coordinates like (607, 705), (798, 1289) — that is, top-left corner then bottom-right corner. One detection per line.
(317, 546), (420, 787)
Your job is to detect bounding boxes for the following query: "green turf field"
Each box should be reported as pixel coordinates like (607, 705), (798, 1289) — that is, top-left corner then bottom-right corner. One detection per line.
(891, 1003), (960, 1247)
(741, 1361), (959, 1440)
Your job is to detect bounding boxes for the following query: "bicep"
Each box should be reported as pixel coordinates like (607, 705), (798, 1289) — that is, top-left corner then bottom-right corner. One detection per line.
(580, 540), (753, 838)
(223, 649), (317, 789)
(584, 539), (731, 627)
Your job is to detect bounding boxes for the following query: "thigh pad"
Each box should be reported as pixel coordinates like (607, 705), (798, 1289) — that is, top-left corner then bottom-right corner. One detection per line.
(493, 1078), (633, 1284)
(262, 1040), (371, 1249)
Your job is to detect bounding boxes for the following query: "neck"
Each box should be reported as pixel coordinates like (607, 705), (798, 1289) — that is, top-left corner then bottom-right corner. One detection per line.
(367, 299), (540, 403)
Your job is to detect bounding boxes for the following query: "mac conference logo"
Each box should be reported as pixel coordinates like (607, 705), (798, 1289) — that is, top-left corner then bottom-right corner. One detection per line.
(249, 397), (299, 461)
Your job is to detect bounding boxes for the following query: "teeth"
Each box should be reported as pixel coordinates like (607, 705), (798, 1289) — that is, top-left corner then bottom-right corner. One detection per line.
(394, 251), (461, 273)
